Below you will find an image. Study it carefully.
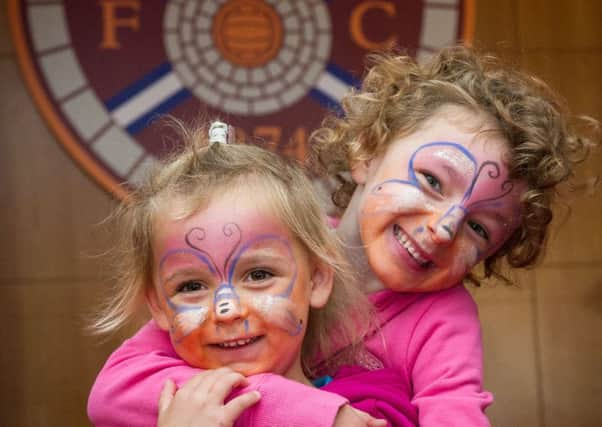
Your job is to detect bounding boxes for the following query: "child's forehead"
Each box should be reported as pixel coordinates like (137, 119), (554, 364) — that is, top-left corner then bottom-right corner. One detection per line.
(391, 106), (510, 162)
(159, 190), (285, 228)
(154, 189), (290, 239)
(416, 105), (501, 139)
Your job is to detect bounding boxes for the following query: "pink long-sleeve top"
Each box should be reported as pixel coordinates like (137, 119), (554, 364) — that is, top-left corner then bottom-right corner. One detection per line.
(88, 284), (492, 426)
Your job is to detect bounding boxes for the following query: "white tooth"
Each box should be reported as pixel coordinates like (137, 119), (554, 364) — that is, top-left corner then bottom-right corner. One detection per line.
(237, 340), (246, 345)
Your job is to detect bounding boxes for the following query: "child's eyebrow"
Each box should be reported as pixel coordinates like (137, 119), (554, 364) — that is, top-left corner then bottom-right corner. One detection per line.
(441, 163), (471, 188)
(443, 164), (463, 181)
(474, 209), (514, 229)
(161, 268), (208, 284)
(236, 249), (290, 264)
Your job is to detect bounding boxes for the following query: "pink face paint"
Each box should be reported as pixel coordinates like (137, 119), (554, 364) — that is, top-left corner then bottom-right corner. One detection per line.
(150, 192), (319, 381)
(353, 105), (526, 292)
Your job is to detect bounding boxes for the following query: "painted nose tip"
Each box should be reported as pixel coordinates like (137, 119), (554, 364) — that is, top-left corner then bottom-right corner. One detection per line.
(215, 300), (240, 320)
(430, 205), (465, 244)
(434, 223), (455, 242)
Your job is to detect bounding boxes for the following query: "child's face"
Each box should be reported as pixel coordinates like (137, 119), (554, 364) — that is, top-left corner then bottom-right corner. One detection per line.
(351, 105), (525, 292)
(147, 190), (331, 383)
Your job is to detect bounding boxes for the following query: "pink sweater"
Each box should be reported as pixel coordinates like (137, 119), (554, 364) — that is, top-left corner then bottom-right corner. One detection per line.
(88, 285), (492, 426)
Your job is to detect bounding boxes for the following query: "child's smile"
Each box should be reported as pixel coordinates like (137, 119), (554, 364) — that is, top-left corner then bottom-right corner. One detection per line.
(147, 191), (319, 383)
(351, 105), (526, 292)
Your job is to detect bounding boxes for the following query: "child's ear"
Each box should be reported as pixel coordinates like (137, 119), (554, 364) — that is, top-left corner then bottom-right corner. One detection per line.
(350, 159), (371, 185)
(145, 286), (170, 331)
(309, 260), (334, 309)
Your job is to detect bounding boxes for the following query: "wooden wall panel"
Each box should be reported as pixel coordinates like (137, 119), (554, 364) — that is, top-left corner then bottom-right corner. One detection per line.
(0, 282), (119, 426)
(516, 0), (601, 50)
(471, 275), (541, 427)
(473, 0), (519, 51)
(519, 51), (602, 266)
(535, 267), (602, 427)
(1, 0), (600, 426)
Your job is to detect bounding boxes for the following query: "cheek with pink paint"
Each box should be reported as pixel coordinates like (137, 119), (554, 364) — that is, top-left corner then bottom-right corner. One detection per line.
(448, 240), (481, 279)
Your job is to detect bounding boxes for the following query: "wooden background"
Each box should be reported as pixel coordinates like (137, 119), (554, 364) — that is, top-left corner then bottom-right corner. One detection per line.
(1, 1), (600, 425)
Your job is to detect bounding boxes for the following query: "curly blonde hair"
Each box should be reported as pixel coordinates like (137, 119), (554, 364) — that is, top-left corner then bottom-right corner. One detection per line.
(91, 119), (373, 376)
(312, 45), (599, 284)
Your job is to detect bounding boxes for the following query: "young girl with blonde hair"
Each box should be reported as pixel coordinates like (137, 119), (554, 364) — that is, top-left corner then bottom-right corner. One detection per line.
(88, 121), (379, 427)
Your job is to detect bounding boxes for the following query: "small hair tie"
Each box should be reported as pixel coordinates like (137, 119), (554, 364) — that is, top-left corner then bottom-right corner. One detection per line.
(208, 121), (233, 145)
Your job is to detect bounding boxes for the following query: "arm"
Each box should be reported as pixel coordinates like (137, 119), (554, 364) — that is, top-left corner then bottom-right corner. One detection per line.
(87, 321), (349, 427)
(406, 286), (493, 427)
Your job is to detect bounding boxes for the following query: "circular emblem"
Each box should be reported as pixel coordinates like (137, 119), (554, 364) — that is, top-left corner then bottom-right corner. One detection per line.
(165, 0), (331, 115)
(212, 0), (283, 67)
(8, 0), (474, 199)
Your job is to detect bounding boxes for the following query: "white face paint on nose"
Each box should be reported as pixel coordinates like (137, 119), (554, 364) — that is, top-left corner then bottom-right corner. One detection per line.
(214, 284), (242, 321)
(432, 205), (466, 243)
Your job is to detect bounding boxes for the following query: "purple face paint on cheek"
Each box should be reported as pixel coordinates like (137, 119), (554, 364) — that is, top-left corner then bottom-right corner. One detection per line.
(447, 240), (481, 279)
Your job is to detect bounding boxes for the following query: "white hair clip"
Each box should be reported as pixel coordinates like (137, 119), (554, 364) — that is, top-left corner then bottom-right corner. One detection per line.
(208, 121), (233, 145)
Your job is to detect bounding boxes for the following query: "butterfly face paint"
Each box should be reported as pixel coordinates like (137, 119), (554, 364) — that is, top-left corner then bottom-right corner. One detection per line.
(149, 191), (316, 381)
(354, 105), (526, 292)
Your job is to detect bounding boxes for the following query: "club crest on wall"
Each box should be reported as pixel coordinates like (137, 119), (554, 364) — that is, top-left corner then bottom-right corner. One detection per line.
(8, 0), (474, 199)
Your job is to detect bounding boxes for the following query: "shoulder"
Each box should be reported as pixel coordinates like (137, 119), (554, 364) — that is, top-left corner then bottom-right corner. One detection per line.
(410, 285), (480, 329)
(373, 285), (477, 324)
(431, 284), (478, 309)
(107, 320), (177, 363)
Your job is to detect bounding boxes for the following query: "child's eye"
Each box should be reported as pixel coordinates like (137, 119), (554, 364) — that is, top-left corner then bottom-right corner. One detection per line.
(176, 280), (207, 293)
(467, 220), (489, 241)
(421, 172), (442, 193)
(245, 269), (274, 282)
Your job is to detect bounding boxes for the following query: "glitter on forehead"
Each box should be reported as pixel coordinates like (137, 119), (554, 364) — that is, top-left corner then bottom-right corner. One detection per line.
(432, 148), (475, 178)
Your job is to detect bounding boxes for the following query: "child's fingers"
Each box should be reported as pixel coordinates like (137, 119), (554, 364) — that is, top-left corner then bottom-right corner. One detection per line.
(208, 370), (250, 400)
(367, 419), (388, 427)
(172, 371), (212, 400)
(224, 391), (261, 421)
(181, 368), (234, 394)
(158, 379), (176, 414)
(179, 367), (240, 403)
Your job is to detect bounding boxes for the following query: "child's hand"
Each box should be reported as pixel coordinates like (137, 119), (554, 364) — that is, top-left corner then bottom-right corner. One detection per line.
(157, 367), (261, 427)
(333, 404), (388, 427)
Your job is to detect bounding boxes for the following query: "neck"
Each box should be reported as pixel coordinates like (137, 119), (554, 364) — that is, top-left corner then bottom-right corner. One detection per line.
(285, 359), (312, 386)
(337, 186), (386, 294)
